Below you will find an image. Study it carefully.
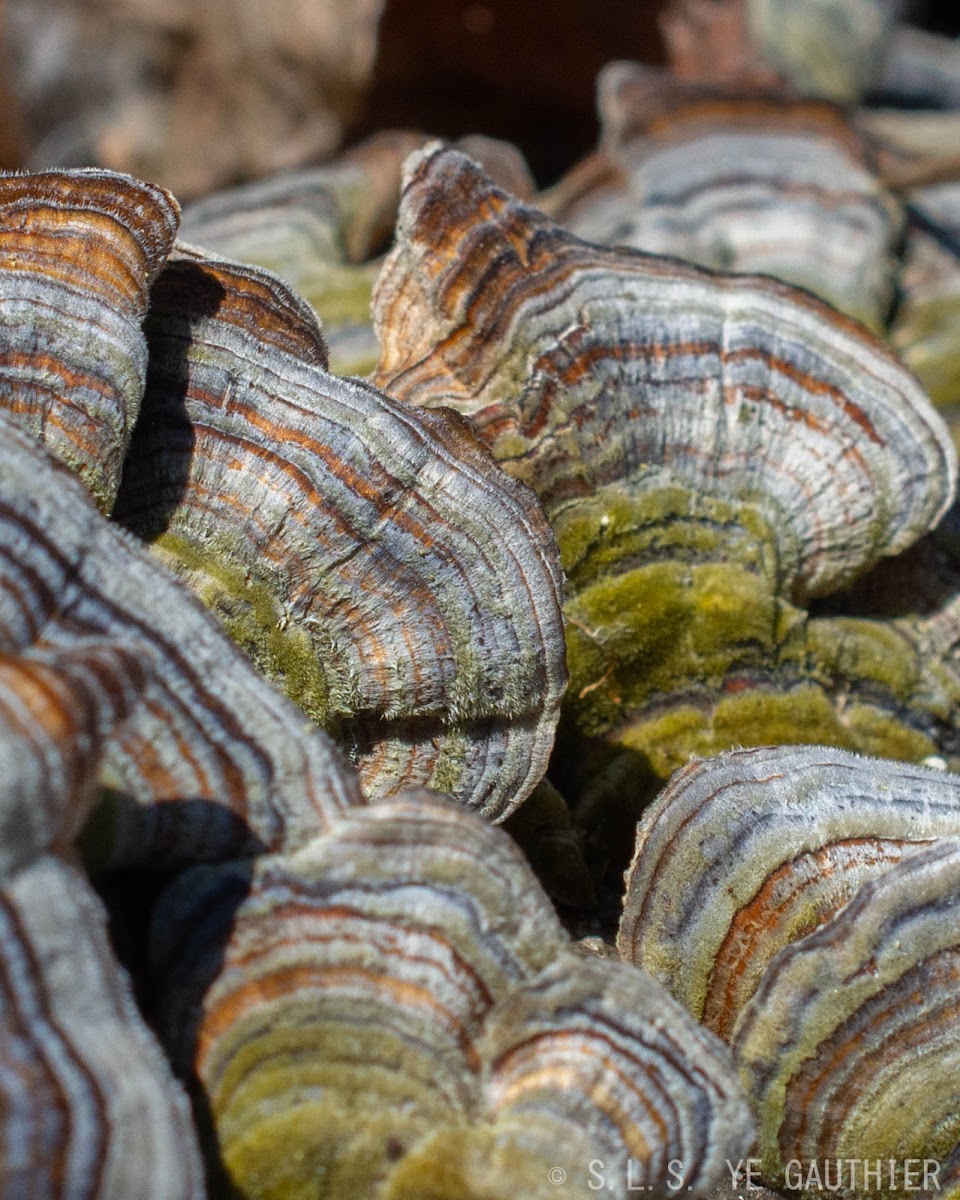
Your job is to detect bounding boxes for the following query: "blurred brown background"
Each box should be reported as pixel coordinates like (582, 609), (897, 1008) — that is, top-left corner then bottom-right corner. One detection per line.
(0, 0), (958, 197)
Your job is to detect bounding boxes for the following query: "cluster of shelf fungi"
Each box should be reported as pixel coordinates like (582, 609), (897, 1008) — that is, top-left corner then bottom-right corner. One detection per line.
(4, 5), (960, 1198)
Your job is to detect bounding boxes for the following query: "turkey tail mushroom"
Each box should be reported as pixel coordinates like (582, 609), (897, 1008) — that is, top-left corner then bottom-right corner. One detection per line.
(0, 169), (179, 510)
(177, 132), (428, 375)
(0, 412), (359, 869)
(151, 791), (753, 1200)
(372, 145), (956, 804)
(551, 62), (904, 332)
(0, 638), (204, 1199)
(619, 745), (960, 1198)
(114, 246), (566, 819)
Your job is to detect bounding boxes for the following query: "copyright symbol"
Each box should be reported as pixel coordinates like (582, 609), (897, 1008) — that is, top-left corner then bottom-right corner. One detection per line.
(548, 1167), (567, 1185)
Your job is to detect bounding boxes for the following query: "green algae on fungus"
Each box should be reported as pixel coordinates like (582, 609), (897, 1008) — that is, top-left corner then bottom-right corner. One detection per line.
(373, 144), (955, 815)
(623, 683), (934, 772)
(562, 592), (942, 818)
(150, 532), (339, 735)
(565, 559), (797, 732)
(152, 793), (753, 1200)
(554, 480), (782, 588)
(114, 247), (566, 819)
(373, 146), (954, 597)
(808, 512), (960, 767)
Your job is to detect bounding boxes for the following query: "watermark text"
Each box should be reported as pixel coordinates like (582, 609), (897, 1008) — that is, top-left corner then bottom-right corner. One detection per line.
(545, 1157), (942, 1192)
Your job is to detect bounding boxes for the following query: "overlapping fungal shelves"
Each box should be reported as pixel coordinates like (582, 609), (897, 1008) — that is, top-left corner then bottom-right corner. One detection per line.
(0, 164), (766, 1200)
(178, 131), (538, 378)
(619, 745), (960, 1199)
(152, 790), (753, 1200)
(809, 503), (960, 770)
(373, 145), (958, 813)
(0, 164), (566, 820)
(178, 132), (426, 375)
(0, 412), (360, 868)
(113, 244), (566, 818)
(0, 501), (755, 1200)
(0, 392), (754, 1200)
(0, 634), (205, 1200)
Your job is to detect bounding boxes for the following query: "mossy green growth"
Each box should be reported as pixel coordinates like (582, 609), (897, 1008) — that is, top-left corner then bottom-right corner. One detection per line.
(552, 474), (939, 820)
(215, 1013), (474, 1200)
(152, 533), (337, 733)
(806, 617), (921, 705)
(221, 1100), (443, 1200)
(564, 556), (806, 738)
(382, 1127), (588, 1200)
(556, 477), (811, 736)
(609, 681), (932, 786)
(380, 1130), (491, 1200)
(833, 704), (936, 763)
(618, 684), (859, 780)
(564, 675), (935, 847)
(805, 616), (942, 757)
(416, 740), (463, 796)
(893, 294), (960, 412)
(553, 480), (782, 587)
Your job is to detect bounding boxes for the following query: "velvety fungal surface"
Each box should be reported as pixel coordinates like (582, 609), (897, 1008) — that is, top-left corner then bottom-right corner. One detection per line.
(0, 411), (359, 869)
(553, 62), (904, 332)
(153, 791), (753, 1200)
(0, 168), (180, 510)
(178, 132), (427, 375)
(620, 745), (960, 1198)
(373, 144), (956, 810)
(0, 637), (204, 1199)
(114, 245), (566, 819)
